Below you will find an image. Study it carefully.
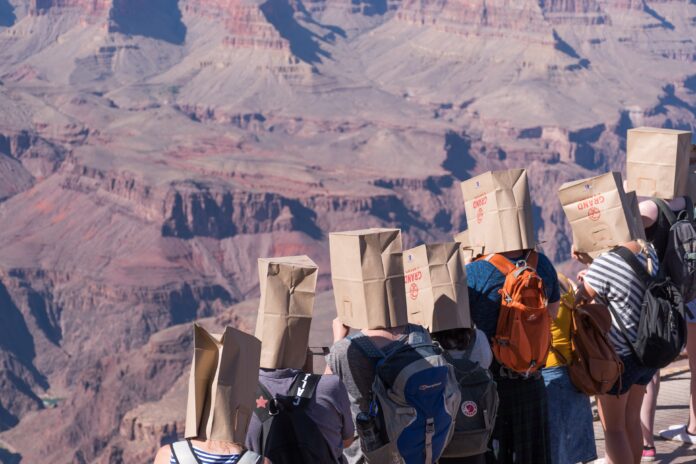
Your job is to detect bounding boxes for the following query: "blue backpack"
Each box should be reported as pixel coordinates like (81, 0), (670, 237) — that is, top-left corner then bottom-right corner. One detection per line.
(350, 326), (461, 464)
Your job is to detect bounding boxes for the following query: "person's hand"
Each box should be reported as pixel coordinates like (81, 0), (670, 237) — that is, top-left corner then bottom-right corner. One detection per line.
(571, 245), (593, 265)
(332, 317), (350, 342)
(576, 269), (588, 283)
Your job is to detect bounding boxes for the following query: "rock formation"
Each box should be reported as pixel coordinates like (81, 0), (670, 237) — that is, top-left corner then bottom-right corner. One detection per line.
(0, 0), (694, 461)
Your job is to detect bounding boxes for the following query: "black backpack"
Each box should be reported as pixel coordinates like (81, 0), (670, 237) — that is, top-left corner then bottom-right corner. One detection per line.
(611, 247), (687, 369)
(653, 197), (696, 304)
(251, 373), (338, 464)
(440, 353), (498, 458)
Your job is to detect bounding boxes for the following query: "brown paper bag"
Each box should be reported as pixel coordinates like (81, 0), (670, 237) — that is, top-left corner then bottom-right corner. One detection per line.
(256, 255), (317, 370)
(559, 172), (645, 257)
(627, 127), (692, 199)
(403, 243), (471, 333)
(185, 324), (261, 443)
(460, 169), (535, 254)
(329, 228), (408, 329)
(453, 229), (485, 262)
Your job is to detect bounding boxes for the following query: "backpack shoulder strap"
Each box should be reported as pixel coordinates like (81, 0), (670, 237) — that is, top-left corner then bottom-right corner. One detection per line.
(347, 332), (385, 359)
(287, 373), (321, 406)
(483, 254), (516, 275)
(526, 250), (539, 269)
(253, 381), (276, 423)
(170, 440), (200, 464)
(238, 450), (263, 464)
(683, 196), (694, 222)
(611, 246), (652, 286)
(653, 197), (678, 226)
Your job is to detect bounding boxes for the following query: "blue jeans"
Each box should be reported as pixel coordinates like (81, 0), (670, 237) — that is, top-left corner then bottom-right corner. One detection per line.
(542, 366), (597, 464)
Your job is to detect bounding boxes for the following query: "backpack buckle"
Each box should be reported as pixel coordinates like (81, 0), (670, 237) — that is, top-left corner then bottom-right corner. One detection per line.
(268, 399), (280, 416)
(515, 259), (527, 268)
(425, 418), (435, 434)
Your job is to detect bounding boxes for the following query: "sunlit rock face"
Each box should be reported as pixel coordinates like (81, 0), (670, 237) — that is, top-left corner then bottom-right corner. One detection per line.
(0, 0), (694, 462)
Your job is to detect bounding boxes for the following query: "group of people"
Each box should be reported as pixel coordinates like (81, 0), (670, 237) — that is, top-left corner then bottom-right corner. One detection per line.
(153, 162), (696, 463)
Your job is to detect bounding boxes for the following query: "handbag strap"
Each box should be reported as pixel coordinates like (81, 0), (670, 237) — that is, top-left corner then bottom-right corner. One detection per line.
(611, 246), (652, 287)
(652, 197), (678, 226)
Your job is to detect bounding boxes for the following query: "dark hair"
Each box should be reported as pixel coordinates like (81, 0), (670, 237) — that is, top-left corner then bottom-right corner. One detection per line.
(431, 328), (475, 351)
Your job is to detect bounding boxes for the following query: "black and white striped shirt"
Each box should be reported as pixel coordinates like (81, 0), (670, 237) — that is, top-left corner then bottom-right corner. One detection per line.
(584, 245), (659, 357)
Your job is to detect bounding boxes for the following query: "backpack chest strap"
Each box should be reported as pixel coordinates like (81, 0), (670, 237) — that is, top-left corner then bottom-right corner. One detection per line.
(483, 251), (538, 276)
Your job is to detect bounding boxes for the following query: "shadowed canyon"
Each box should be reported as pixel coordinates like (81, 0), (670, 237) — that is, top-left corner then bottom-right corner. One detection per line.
(0, 0), (694, 462)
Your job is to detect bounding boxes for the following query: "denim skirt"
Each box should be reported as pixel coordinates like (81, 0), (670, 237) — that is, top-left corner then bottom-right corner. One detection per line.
(542, 366), (597, 464)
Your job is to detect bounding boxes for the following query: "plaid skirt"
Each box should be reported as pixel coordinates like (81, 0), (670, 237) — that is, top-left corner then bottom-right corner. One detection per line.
(485, 373), (551, 464)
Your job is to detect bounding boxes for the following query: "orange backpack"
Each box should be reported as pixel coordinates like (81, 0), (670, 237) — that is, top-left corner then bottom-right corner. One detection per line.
(480, 252), (551, 375)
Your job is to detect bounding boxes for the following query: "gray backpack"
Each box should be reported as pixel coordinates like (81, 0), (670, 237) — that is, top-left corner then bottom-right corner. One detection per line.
(654, 197), (696, 306)
(440, 352), (498, 458)
(170, 440), (263, 464)
(349, 327), (461, 464)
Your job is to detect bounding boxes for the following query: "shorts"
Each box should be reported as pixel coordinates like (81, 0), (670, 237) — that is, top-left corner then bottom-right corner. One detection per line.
(608, 354), (657, 395)
(542, 366), (597, 464)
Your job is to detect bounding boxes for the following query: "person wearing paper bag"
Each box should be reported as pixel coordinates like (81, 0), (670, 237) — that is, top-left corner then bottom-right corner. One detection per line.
(245, 256), (355, 464)
(154, 324), (269, 464)
(572, 239), (660, 464)
(403, 242), (496, 464)
(461, 169), (561, 464)
(624, 134), (696, 456)
(325, 228), (460, 464)
(541, 274), (597, 464)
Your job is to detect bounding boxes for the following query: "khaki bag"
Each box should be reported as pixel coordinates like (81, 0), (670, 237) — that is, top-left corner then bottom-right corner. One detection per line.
(256, 255), (317, 370)
(329, 228), (408, 329)
(627, 127), (692, 200)
(558, 172), (645, 257)
(460, 169), (536, 254)
(558, 301), (624, 396)
(403, 243), (471, 333)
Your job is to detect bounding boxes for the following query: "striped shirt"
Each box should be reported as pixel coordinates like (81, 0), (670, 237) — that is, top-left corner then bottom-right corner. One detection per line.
(169, 446), (241, 464)
(584, 245), (659, 357)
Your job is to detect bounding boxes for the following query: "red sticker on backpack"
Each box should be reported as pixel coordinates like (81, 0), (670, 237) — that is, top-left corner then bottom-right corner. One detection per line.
(461, 401), (478, 417)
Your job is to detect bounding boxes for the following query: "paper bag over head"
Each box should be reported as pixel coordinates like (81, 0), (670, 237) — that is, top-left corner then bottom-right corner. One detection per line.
(185, 324), (261, 443)
(453, 229), (484, 262)
(558, 172), (646, 258)
(403, 243), (471, 333)
(329, 228), (408, 329)
(626, 127), (692, 200)
(460, 169), (535, 254)
(256, 255), (317, 370)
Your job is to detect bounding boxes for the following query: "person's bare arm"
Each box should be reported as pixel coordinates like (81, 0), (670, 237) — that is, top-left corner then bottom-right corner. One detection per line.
(153, 446), (170, 464)
(547, 300), (560, 320)
(332, 317), (350, 342)
(575, 273), (598, 302)
(639, 199), (659, 229)
(343, 437), (356, 448)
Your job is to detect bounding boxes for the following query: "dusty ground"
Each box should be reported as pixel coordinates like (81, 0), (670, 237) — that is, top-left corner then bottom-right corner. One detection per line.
(593, 358), (696, 463)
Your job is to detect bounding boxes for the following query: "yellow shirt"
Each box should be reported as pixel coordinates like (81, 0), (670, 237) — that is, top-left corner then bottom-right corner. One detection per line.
(545, 274), (575, 367)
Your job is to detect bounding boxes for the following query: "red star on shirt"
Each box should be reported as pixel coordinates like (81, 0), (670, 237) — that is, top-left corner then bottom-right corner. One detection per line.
(255, 396), (268, 409)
